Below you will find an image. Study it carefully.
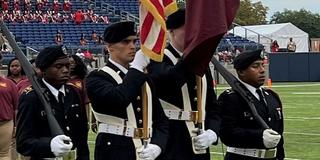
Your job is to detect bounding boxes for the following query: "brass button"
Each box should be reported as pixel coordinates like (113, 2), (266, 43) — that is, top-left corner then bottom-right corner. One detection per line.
(137, 107), (141, 112)
(137, 96), (141, 100)
(138, 119), (143, 124)
(107, 142), (111, 145)
(66, 126), (70, 131)
(76, 114), (79, 118)
(194, 97), (197, 101)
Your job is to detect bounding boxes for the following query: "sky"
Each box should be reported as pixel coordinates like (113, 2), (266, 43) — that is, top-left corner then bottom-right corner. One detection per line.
(251, 0), (320, 20)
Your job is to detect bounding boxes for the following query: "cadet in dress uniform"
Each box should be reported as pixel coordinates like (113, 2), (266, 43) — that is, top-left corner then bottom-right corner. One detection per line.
(147, 9), (221, 160)
(16, 45), (89, 160)
(218, 50), (285, 160)
(85, 21), (169, 160)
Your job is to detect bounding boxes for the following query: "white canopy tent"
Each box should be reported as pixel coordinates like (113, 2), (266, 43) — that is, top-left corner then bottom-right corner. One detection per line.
(230, 23), (309, 52)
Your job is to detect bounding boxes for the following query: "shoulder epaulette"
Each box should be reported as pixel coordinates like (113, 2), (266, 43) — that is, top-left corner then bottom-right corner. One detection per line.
(22, 86), (34, 94)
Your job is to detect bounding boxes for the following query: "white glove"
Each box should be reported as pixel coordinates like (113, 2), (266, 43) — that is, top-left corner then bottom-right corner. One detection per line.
(263, 129), (281, 148)
(50, 135), (73, 157)
(193, 129), (217, 150)
(130, 50), (150, 72)
(138, 144), (161, 160)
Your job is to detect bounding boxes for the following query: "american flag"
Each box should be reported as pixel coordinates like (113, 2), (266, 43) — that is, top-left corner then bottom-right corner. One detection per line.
(139, 0), (178, 62)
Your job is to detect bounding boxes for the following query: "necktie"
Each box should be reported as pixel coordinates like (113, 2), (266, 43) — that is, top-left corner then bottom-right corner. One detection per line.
(256, 89), (266, 106)
(58, 91), (64, 104)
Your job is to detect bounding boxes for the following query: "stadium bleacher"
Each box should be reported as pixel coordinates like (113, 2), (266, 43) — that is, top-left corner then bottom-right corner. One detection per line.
(2, 0), (263, 65)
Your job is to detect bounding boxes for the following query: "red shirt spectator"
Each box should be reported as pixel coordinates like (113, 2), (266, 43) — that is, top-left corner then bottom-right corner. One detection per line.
(53, 0), (60, 13)
(2, 0), (9, 12)
(13, 0), (20, 11)
(63, 0), (71, 12)
(0, 76), (18, 121)
(74, 9), (84, 25)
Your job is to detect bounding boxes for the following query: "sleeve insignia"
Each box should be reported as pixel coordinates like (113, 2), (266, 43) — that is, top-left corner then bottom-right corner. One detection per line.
(0, 82), (7, 88)
(23, 86), (34, 94)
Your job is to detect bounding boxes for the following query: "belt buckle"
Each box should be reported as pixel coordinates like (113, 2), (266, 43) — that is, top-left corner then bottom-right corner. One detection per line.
(134, 128), (144, 138)
(62, 149), (77, 160)
(264, 149), (277, 158)
(189, 111), (198, 122)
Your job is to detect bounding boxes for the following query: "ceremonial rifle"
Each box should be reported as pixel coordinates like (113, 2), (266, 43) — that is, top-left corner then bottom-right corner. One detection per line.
(0, 20), (65, 136)
(211, 57), (269, 129)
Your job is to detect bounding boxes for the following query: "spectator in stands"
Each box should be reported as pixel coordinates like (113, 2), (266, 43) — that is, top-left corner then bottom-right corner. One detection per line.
(74, 9), (84, 25)
(7, 58), (26, 84)
(63, 0), (72, 12)
(52, 0), (60, 13)
(82, 50), (94, 68)
(54, 30), (63, 45)
(0, 54), (19, 160)
(13, 0), (20, 12)
(2, 0), (9, 12)
(100, 15), (109, 24)
(287, 37), (296, 52)
(91, 30), (98, 43)
(24, 0), (32, 11)
(271, 40), (279, 53)
(36, 0), (44, 11)
(80, 33), (87, 46)
(97, 35), (103, 44)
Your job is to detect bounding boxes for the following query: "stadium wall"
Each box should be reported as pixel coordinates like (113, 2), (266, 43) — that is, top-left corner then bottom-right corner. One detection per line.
(269, 52), (320, 82)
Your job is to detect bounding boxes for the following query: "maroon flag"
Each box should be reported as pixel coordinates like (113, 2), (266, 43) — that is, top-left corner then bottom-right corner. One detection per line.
(183, 0), (240, 76)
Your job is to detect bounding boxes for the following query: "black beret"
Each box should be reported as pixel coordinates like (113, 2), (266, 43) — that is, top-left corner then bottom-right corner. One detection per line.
(36, 45), (68, 71)
(166, 8), (185, 30)
(104, 21), (136, 43)
(234, 49), (264, 70)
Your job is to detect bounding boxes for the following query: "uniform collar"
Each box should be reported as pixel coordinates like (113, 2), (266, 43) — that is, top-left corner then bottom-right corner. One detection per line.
(169, 42), (183, 57)
(42, 78), (66, 101)
(108, 58), (128, 74)
(238, 79), (262, 100)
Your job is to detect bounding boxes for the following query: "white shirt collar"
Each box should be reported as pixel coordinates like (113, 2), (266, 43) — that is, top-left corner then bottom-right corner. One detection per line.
(42, 78), (66, 102)
(170, 42), (183, 57)
(108, 58), (128, 74)
(238, 78), (262, 100)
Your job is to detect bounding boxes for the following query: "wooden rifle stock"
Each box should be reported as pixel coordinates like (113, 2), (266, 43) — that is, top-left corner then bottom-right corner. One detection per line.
(0, 20), (65, 136)
(211, 57), (269, 129)
(195, 75), (203, 132)
(141, 82), (149, 148)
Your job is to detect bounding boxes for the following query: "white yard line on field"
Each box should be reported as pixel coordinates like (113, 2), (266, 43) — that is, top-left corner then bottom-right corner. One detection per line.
(285, 117), (320, 120)
(284, 131), (320, 136)
(216, 83), (320, 90)
(291, 92), (320, 95)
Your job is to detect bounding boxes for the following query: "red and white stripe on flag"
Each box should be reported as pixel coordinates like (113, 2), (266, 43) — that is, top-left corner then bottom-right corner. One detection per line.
(139, 0), (177, 62)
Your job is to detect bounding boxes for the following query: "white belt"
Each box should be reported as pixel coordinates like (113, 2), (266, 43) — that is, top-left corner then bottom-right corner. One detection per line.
(164, 109), (198, 121)
(98, 123), (152, 139)
(227, 147), (277, 159)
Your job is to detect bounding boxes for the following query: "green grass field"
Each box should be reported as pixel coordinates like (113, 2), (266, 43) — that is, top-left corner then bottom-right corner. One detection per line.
(88, 82), (320, 160)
